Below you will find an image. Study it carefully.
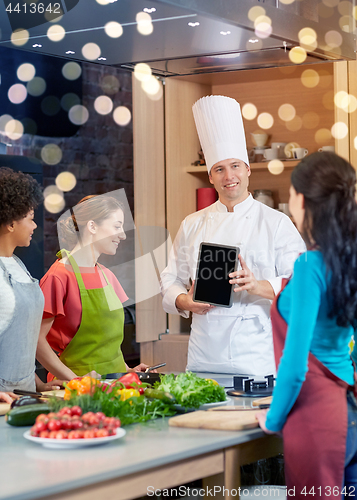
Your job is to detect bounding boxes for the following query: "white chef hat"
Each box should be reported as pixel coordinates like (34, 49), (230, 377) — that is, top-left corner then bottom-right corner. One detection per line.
(192, 95), (249, 173)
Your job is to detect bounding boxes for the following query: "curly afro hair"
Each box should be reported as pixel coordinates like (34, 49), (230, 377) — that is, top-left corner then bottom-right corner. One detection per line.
(0, 167), (43, 226)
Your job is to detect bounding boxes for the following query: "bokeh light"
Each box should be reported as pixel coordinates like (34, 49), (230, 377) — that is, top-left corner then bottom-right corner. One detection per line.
(5, 119), (24, 140)
(82, 43), (101, 60)
(334, 90), (349, 109)
(17, 63), (36, 82)
(47, 25), (65, 42)
(96, 0), (111, 4)
(62, 62), (82, 80)
(315, 128), (332, 145)
(257, 112), (274, 129)
(69, 105), (89, 125)
(285, 116), (303, 132)
(44, 196), (65, 214)
(8, 84), (27, 104)
(301, 69), (319, 88)
(248, 6), (266, 22)
(278, 103), (296, 122)
(268, 160), (284, 175)
(322, 90), (335, 110)
(45, 7), (63, 23)
(302, 112), (320, 129)
(325, 30), (343, 48)
(0, 115), (13, 132)
(27, 77), (46, 97)
(136, 12), (154, 35)
(141, 75), (160, 95)
(113, 106), (131, 126)
(255, 22), (272, 39)
(279, 0), (295, 4)
(41, 96), (61, 116)
(94, 95), (113, 115)
(41, 144), (63, 165)
(61, 93), (81, 111)
(104, 21), (123, 38)
(134, 63), (152, 82)
(339, 15), (353, 32)
(56, 171), (77, 192)
(11, 29), (29, 46)
(242, 103), (258, 120)
(289, 46), (307, 64)
(298, 28), (317, 50)
(254, 15), (272, 26)
(338, 1), (353, 15)
(100, 75), (120, 94)
(331, 122), (348, 139)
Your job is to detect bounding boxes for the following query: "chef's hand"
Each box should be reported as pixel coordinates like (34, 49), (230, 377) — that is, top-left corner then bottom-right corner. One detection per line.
(256, 410), (282, 437)
(230, 255), (275, 300)
(0, 391), (17, 403)
(36, 379), (68, 392)
(175, 281), (215, 315)
(128, 363), (152, 373)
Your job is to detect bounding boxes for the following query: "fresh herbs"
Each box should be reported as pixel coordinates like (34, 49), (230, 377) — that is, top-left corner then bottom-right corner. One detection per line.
(154, 372), (226, 409)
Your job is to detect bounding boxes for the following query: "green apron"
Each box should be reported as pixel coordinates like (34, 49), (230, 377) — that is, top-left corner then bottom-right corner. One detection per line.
(58, 250), (126, 376)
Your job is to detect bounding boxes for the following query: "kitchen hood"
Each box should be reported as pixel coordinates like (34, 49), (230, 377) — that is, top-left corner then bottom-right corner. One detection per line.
(0, 0), (355, 75)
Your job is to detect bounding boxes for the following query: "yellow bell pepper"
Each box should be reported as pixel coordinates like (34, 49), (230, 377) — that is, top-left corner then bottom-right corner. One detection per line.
(116, 388), (140, 401)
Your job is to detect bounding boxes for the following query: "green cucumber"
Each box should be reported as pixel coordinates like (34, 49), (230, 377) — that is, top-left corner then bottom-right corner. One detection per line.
(144, 388), (176, 404)
(6, 403), (51, 427)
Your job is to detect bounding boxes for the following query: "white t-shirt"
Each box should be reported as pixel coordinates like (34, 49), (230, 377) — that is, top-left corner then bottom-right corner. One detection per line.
(0, 257), (32, 334)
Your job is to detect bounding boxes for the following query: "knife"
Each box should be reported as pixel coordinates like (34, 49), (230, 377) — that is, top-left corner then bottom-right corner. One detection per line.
(13, 389), (63, 399)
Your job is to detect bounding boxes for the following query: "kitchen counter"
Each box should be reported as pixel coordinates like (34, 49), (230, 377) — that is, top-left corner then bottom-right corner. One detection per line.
(1, 395), (282, 500)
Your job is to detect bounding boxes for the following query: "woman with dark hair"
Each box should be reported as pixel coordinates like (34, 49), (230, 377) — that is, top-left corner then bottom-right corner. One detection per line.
(37, 194), (148, 381)
(257, 152), (357, 493)
(0, 167), (63, 399)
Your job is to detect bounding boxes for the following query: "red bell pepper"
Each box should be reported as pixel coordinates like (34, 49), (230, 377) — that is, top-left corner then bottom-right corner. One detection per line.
(117, 372), (142, 389)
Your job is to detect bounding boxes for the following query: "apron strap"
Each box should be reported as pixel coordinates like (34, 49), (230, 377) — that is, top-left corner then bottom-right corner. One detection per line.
(97, 263), (110, 286)
(57, 249), (86, 293)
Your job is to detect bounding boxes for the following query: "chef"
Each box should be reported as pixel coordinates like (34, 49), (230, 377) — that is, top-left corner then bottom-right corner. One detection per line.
(160, 95), (305, 376)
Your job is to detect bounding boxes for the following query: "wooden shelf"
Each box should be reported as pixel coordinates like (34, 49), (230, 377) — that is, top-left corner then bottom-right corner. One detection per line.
(185, 161), (298, 173)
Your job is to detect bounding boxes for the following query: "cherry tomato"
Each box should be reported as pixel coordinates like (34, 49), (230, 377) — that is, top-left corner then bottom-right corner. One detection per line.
(61, 418), (73, 430)
(138, 387), (144, 395)
(96, 412), (105, 421)
(83, 430), (95, 439)
(49, 431), (58, 439)
(34, 421), (47, 433)
(58, 407), (72, 416)
(70, 406), (82, 417)
(68, 430), (82, 439)
(95, 429), (109, 438)
(48, 419), (62, 432)
(88, 415), (100, 426)
(82, 412), (95, 423)
(71, 419), (84, 430)
(39, 430), (50, 438)
(55, 430), (68, 440)
(35, 414), (49, 424)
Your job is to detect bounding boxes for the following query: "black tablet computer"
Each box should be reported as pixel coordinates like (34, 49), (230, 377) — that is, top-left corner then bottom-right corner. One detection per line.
(193, 242), (240, 308)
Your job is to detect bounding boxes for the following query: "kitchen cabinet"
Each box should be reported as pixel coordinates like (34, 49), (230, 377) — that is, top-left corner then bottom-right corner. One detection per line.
(133, 60), (354, 371)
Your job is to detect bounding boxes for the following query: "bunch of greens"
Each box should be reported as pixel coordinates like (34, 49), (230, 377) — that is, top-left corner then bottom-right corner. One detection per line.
(50, 387), (176, 426)
(154, 372), (226, 409)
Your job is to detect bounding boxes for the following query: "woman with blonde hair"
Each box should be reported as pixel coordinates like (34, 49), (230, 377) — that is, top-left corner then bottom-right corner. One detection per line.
(37, 194), (148, 381)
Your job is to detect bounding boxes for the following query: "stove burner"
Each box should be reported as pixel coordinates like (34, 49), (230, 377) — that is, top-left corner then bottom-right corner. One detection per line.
(227, 375), (275, 398)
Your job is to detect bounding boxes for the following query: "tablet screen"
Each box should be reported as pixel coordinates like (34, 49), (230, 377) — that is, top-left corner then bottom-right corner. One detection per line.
(193, 243), (239, 308)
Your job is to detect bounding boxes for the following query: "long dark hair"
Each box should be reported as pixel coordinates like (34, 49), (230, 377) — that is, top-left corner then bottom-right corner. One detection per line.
(291, 151), (357, 328)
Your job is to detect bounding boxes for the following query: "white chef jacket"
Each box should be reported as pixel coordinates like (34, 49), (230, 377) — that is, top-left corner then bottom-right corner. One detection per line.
(160, 194), (306, 376)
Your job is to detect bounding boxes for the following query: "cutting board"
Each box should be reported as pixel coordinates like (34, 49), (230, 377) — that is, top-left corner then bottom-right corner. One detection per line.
(252, 396), (272, 407)
(169, 410), (259, 431)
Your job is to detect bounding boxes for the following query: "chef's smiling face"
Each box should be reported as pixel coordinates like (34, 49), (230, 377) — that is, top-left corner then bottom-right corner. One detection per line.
(209, 158), (250, 209)
(11, 210), (37, 247)
(92, 209), (126, 256)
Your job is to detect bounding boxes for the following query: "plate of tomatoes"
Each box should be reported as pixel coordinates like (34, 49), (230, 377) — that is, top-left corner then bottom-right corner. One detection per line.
(23, 406), (126, 449)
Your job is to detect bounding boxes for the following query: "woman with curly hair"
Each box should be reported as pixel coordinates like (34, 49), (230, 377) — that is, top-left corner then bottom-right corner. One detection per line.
(257, 152), (357, 493)
(0, 167), (63, 400)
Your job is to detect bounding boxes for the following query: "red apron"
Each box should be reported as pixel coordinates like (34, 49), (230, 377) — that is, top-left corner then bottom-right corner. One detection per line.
(271, 278), (350, 497)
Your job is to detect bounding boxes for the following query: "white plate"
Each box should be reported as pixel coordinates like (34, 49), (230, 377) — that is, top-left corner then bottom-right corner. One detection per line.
(174, 400), (228, 413)
(23, 427), (126, 449)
